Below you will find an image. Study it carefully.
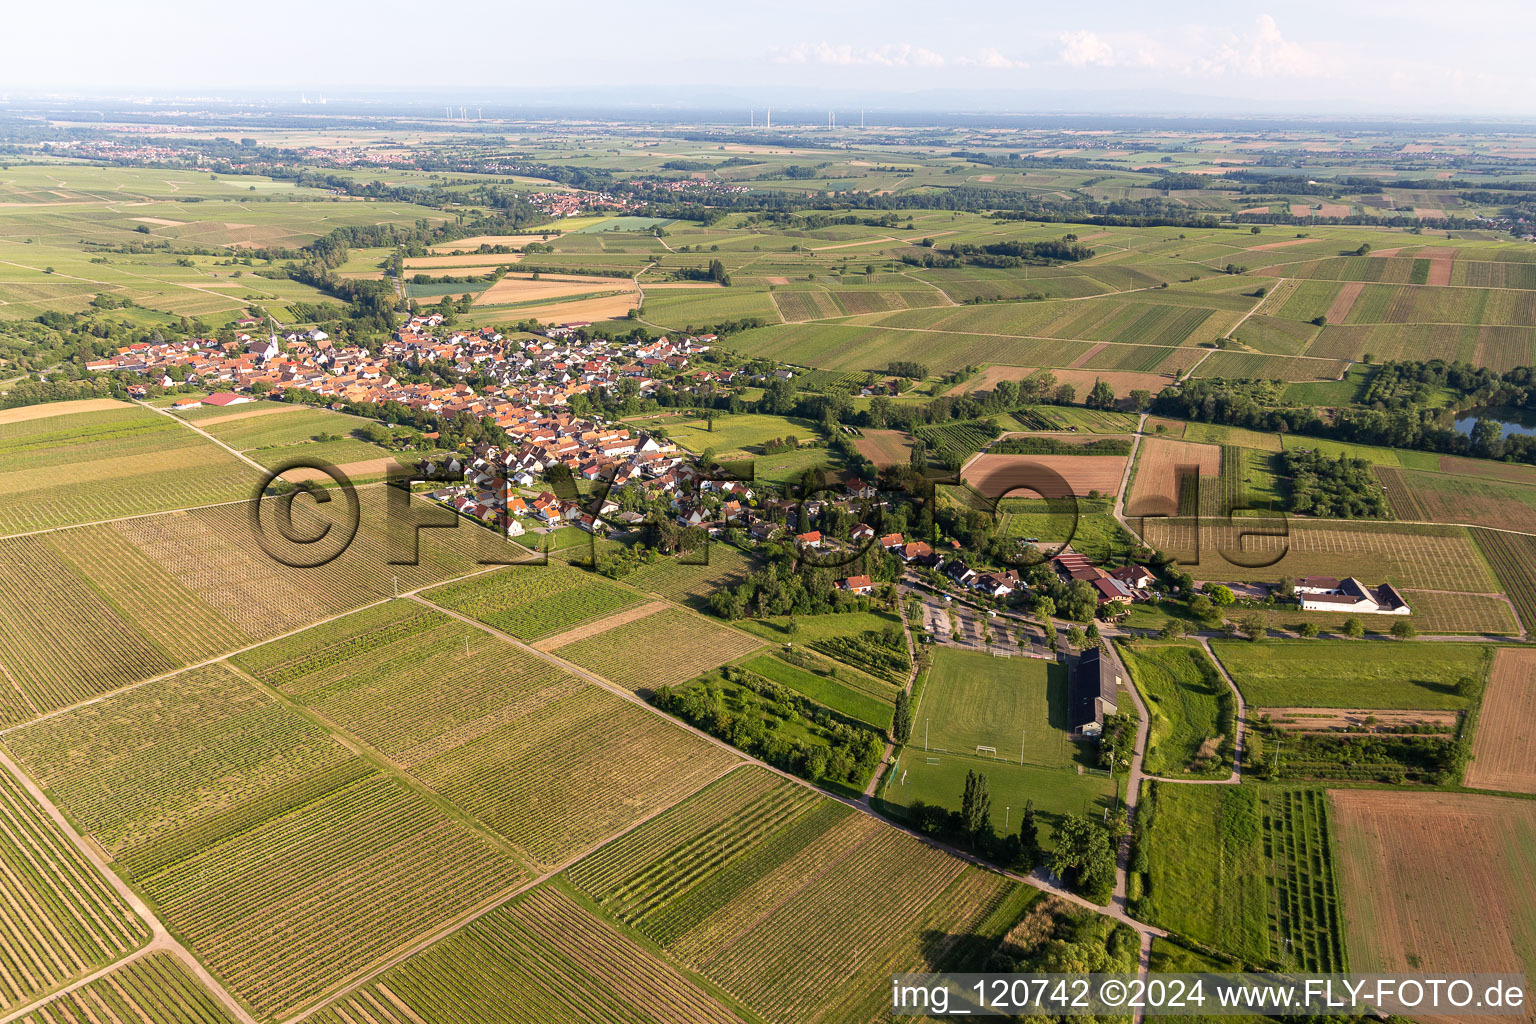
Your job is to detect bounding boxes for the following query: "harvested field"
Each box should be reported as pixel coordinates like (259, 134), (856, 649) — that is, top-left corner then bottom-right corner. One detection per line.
(428, 234), (558, 251)
(474, 272), (637, 306)
(1330, 791), (1536, 984)
(1466, 647), (1536, 794)
(1420, 246), (1456, 286)
(962, 452), (1129, 498)
(403, 253), (522, 270)
(1248, 238), (1315, 251)
(506, 293), (639, 322)
(1126, 437), (1222, 515)
(1439, 456), (1536, 485)
(853, 427), (913, 467)
(0, 398), (126, 424)
(1326, 281), (1365, 322)
(283, 455), (401, 483)
(1258, 707), (1460, 732)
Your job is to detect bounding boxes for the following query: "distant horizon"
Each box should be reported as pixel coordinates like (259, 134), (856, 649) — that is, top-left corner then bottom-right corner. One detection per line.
(6, 1), (1535, 117)
(5, 90), (1536, 131)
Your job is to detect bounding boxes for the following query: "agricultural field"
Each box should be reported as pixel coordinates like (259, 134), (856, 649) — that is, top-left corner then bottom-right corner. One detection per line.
(1137, 518), (1500, 592)
(1262, 789), (1348, 972)
(5, 662), (358, 869)
(9, 953), (240, 1024)
(140, 771), (525, 1021)
(1136, 783), (1269, 963)
(962, 452), (1129, 499)
(0, 400), (263, 535)
(1208, 639), (1490, 710)
(1125, 437), (1222, 516)
(1118, 642), (1234, 778)
(567, 766), (1032, 1024)
(1466, 647), (1536, 794)
(620, 544), (759, 610)
(914, 647), (1080, 769)
(5, 632), (526, 1021)
(740, 653), (895, 729)
(549, 606), (764, 695)
(1472, 528), (1536, 633)
(0, 766), (151, 1013)
(424, 562), (643, 641)
(1380, 468), (1536, 532)
(235, 600), (739, 870)
(310, 886), (747, 1024)
(1330, 792), (1536, 981)
(0, 485), (497, 726)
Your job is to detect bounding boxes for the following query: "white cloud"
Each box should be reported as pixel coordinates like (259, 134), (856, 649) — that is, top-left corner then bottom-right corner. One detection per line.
(1058, 30), (1116, 68)
(960, 48), (1029, 70)
(1197, 14), (1323, 78)
(774, 42), (946, 68)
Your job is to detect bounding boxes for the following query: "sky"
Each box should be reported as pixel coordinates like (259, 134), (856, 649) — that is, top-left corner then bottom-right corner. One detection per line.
(5, 0), (1531, 116)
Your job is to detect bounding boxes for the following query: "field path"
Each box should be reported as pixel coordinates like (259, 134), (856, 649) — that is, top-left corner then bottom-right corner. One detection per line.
(0, 748), (258, 1024)
(142, 399), (270, 473)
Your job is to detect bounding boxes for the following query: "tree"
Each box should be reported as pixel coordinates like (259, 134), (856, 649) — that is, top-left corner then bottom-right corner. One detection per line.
(892, 689), (912, 743)
(1016, 799), (1042, 871)
(1470, 418), (1506, 460)
(1343, 616), (1366, 639)
(1159, 620), (1186, 640)
(1239, 612), (1269, 641)
(1048, 814), (1116, 904)
(1209, 585), (1236, 606)
(961, 770), (992, 846)
(1127, 389), (1154, 412)
(1067, 625), (1086, 649)
(1455, 675), (1481, 698)
(1297, 621), (1319, 638)
(1085, 621), (1101, 645)
(1356, 243), (1372, 256)
(1085, 378), (1116, 410)
(1390, 619), (1417, 640)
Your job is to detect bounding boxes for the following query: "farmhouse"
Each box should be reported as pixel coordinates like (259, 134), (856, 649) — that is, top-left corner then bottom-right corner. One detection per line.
(1109, 564), (1156, 591)
(1069, 648), (1121, 737)
(1295, 577), (1412, 615)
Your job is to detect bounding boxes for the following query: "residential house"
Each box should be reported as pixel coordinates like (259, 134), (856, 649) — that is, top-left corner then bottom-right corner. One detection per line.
(840, 575), (875, 595)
